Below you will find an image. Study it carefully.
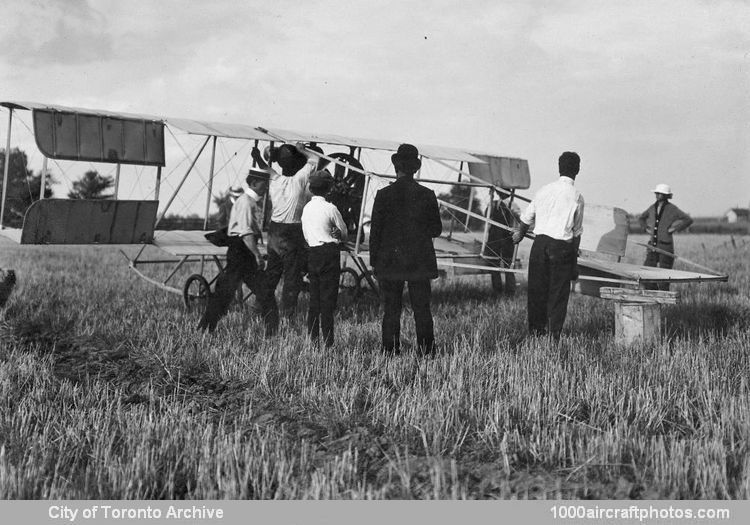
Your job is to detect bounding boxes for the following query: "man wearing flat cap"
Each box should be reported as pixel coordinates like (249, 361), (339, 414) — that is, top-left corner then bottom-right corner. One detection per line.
(198, 168), (276, 333)
(252, 142), (318, 333)
(301, 169), (348, 347)
(513, 151), (584, 341)
(369, 144), (442, 355)
(638, 183), (693, 290)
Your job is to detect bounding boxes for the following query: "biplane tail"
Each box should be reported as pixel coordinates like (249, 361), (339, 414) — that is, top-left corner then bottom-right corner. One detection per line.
(1, 102), (164, 245)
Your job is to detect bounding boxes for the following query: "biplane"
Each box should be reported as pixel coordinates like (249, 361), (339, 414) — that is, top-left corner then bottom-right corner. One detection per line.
(0, 101), (727, 334)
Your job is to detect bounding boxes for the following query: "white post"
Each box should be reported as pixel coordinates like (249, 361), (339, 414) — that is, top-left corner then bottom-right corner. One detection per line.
(355, 172), (371, 255)
(1, 108), (13, 229)
(154, 166), (162, 201)
(40, 156), (48, 200)
(203, 136), (217, 230)
(114, 163), (121, 199)
(465, 186), (474, 229)
(482, 187), (494, 255)
(448, 161), (464, 239)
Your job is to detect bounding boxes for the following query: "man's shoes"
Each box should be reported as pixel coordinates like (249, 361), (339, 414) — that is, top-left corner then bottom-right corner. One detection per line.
(416, 341), (437, 357)
(197, 317), (217, 333)
(382, 346), (400, 356)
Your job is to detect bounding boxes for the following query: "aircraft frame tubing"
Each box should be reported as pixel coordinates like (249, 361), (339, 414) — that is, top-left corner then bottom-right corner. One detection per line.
(121, 249), (224, 296)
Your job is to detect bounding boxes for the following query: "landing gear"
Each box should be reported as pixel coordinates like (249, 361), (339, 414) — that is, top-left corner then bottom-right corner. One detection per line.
(182, 273), (210, 311)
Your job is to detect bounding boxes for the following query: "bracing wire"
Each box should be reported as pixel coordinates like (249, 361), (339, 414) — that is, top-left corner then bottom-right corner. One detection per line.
(130, 164), (145, 199)
(161, 127), (211, 215)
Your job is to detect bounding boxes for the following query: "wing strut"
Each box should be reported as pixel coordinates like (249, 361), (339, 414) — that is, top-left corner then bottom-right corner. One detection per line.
(1, 108), (13, 229)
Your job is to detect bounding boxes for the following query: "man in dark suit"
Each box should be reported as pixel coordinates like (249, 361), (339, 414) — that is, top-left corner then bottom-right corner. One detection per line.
(369, 144), (443, 355)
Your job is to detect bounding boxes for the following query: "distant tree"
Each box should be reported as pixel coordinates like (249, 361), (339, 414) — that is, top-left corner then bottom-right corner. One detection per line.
(438, 184), (484, 230)
(68, 170), (114, 200)
(0, 148), (54, 228)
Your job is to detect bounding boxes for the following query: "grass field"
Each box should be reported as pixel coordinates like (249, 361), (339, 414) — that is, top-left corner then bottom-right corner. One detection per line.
(0, 234), (748, 499)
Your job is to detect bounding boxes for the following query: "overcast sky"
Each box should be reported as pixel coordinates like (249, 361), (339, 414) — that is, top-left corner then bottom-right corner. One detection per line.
(1, 0), (748, 216)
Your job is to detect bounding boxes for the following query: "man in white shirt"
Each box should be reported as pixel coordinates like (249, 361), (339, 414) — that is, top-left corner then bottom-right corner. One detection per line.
(198, 169), (275, 333)
(252, 143), (318, 334)
(301, 170), (348, 347)
(512, 151), (584, 340)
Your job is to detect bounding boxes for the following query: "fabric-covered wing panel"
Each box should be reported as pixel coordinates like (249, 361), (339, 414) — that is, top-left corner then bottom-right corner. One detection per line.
(20, 199), (158, 244)
(32, 109), (165, 166)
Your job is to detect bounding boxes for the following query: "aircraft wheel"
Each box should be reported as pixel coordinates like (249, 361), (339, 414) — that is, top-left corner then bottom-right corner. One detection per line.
(339, 267), (363, 300)
(183, 273), (210, 311)
(328, 152), (365, 232)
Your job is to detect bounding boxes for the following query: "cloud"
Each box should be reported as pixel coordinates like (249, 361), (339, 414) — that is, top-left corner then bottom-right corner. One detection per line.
(1, 0), (747, 214)
(0, 0), (113, 66)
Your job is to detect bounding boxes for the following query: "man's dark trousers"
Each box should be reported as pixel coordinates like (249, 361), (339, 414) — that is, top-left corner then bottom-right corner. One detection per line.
(307, 243), (341, 346)
(199, 236), (274, 333)
(381, 279), (434, 354)
(643, 241), (674, 291)
(490, 239), (516, 295)
(486, 203), (516, 295)
(527, 234), (577, 339)
(263, 221), (307, 328)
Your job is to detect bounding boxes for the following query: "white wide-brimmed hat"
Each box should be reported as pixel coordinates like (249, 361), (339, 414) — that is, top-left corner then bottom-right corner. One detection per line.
(651, 183), (673, 196)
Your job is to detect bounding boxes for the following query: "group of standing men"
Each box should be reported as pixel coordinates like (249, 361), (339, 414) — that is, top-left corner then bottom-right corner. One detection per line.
(198, 141), (693, 351)
(198, 142), (322, 337)
(196, 142), (444, 354)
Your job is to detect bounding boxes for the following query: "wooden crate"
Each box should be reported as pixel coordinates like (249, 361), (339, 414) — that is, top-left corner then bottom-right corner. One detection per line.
(600, 287), (679, 345)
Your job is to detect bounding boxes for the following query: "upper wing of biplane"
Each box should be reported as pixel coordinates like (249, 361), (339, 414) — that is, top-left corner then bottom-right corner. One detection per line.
(0, 100), (520, 248)
(165, 118), (485, 163)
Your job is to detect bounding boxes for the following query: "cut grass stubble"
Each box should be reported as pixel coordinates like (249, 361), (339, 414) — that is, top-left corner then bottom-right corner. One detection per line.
(0, 235), (748, 499)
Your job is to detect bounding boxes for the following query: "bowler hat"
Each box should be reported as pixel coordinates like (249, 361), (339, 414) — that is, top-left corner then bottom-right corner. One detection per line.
(391, 143), (421, 174)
